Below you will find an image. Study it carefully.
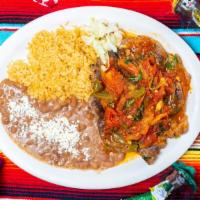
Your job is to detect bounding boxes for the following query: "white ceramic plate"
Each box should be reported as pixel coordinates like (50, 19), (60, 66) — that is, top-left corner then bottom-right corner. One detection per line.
(0, 6), (200, 189)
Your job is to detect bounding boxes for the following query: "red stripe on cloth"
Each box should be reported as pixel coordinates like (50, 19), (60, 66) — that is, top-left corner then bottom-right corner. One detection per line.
(193, 134), (200, 145)
(0, 28), (18, 31)
(0, 196), (49, 200)
(0, 0), (175, 15)
(179, 33), (200, 36)
(0, 0), (180, 26)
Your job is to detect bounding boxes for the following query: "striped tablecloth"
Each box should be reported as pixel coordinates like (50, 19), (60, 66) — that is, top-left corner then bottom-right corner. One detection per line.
(0, 0), (200, 199)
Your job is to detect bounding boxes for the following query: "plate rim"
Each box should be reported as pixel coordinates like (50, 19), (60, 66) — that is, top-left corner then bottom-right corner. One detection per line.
(0, 6), (200, 189)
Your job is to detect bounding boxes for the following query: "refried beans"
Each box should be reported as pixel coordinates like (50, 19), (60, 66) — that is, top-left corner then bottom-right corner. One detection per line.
(0, 79), (125, 169)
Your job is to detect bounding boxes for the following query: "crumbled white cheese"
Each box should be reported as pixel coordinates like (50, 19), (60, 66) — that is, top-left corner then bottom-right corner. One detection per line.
(4, 85), (80, 157)
(82, 147), (90, 161)
(8, 96), (37, 121)
(28, 117), (80, 156)
(82, 18), (122, 64)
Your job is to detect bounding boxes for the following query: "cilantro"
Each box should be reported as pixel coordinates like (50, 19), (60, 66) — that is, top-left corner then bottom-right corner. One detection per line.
(165, 54), (179, 70)
(174, 54), (179, 63)
(129, 71), (143, 83)
(165, 62), (174, 70)
(133, 104), (144, 121)
(124, 99), (135, 109)
(124, 58), (132, 64)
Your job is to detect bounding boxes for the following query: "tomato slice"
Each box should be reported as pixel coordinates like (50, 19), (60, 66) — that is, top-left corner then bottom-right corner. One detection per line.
(140, 128), (158, 148)
(102, 67), (125, 98)
(104, 107), (120, 128)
